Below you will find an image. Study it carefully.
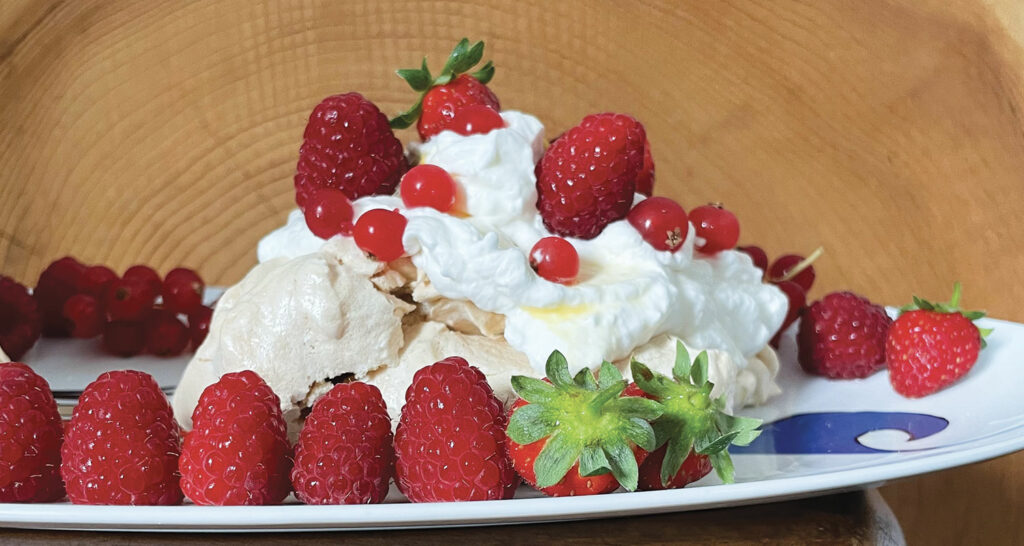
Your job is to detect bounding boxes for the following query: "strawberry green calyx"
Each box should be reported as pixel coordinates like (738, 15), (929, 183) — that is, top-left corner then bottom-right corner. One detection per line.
(630, 341), (762, 485)
(390, 38), (495, 130)
(507, 351), (663, 492)
(899, 282), (993, 347)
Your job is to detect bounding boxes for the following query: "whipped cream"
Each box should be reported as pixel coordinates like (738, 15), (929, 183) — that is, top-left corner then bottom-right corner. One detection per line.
(259, 111), (787, 375)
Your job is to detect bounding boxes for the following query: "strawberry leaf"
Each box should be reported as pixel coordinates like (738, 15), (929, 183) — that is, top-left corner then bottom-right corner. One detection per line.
(709, 451), (736, 483)
(672, 340), (691, 381)
(545, 350), (574, 389)
(573, 367), (597, 390)
(696, 430), (741, 455)
(690, 351), (709, 386)
(506, 403), (557, 445)
(439, 38), (471, 77)
(510, 375), (557, 404)
(396, 65), (431, 92)
(661, 429), (696, 486)
(578, 445), (611, 477)
(471, 60), (495, 84)
(389, 102), (421, 129)
(534, 431), (583, 488)
(630, 361), (676, 399)
(610, 395), (663, 422)
(598, 361), (622, 389)
(604, 439), (639, 492)
(623, 417), (657, 452)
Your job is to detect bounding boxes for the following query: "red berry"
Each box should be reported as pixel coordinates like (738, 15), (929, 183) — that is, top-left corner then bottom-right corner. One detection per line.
(294, 93), (407, 208)
(188, 305), (213, 349)
(61, 370), (182, 505)
(798, 292), (892, 379)
(353, 209), (407, 262)
(104, 277), (157, 322)
(123, 265), (162, 295)
(400, 164), (458, 212)
(180, 370), (292, 505)
(737, 245), (769, 273)
(0, 362), (65, 502)
(291, 382), (394, 505)
(529, 237), (580, 284)
(627, 196), (689, 252)
(33, 256), (85, 337)
(145, 311), (190, 357)
(418, 74), (501, 140)
(769, 254), (816, 292)
(448, 104), (505, 136)
(0, 276), (41, 360)
(63, 294), (104, 339)
(302, 187), (354, 239)
(395, 357), (517, 502)
(536, 113), (647, 239)
(771, 280), (807, 347)
(635, 139), (655, 196)
(77, 265), (118, 299)
(690, 204), (740, 253)
(507, 431), (621, 497)
(637, 445), (711, 491)
(162, 268), (204, 315)
(102, 321), (146, 357)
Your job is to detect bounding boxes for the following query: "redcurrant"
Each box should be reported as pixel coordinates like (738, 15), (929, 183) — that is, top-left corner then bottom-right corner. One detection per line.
(529, 237), (580, 284)
(771, 280), (807, 348)
(768, 254), (816, 292)
(77, 265), (118, 299)
(104, 277), (157, 322)
(353, 209), (407, 262)
(303, 188), (354, 239)
(690, 204), (740, 253)
(188, 305), (213, 349)
(123, 265), (162, 295)
(737, 246), (769, 273)
(145, 310), (190, 357)
(627, 197), (688, 252)
(62, 294), (103, 339)
(162, 268), (204, 315)
(102, 321), (146, 357)
(400, 164), (458, 212)
(449, 105), (505, 136)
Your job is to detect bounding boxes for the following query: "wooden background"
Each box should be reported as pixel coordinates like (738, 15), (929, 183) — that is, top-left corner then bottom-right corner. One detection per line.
(1, 0), (1023, 542)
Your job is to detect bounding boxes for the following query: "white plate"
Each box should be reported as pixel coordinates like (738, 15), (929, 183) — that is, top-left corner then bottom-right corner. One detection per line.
(4, 312), (1023, 533)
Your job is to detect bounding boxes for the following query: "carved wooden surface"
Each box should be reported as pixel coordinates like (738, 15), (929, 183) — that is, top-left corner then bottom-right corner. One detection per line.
(1, 1), (1023, 543)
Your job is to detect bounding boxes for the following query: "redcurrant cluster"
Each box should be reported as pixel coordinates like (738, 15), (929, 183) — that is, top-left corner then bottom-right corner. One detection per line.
(737, 246), (822, 346)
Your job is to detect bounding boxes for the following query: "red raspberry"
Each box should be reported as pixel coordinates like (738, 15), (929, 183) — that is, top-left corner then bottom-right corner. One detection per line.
(535, 113), (646, 239)
(637, 445), (711, 491)
(188, 305), (213, 349)
(144, 311), (190, 357)
(294, 93), (407, 207)
(394, 357), (517, 502)
(0, 362), (65, 502)
(798, 292), (892, 379)
(291, 382), (394, 504)
(635, 139), (655, 196)
(180, 370), (292, 505)
(61, 370), (183, 505)
(123, 265), (162, 295)
(104, 277), (157, 322)
(77, 265), (118, 299)
(102, 321), (146, 357)
(63, 294), (104, 339)
(419, 74), (501, 140)
(0, 276), (42, 360)
(33, 256), (85, 337)
(162, 268), (204, 315)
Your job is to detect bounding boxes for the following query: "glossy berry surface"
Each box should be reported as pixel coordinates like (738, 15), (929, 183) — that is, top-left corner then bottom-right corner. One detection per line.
(292, 382), (394, 505)
(63, 294), (104, 339)
(303, 187), (354, 239)
(395, 357), (517, 502)
(529, 237), (580, 284)
(188, 305), (213, 349)
(0, 276), (41, 360)
(418, 74), (501, 140)
(635, 139), (655, 196)
(637, 445), (711, 491)
(61, 370), (182, 505)
(627, 196), (689, 252)
(536, 113), (646, 239)
(295, 92), (407, 207)
(353, 209), (407, 262)
(123, 265), (162, 295)
(771, 280), (807, 347)
(798, 292), (892, 379)
(77, 266), (118, 299)
(0, 362), (65, 502)
(33, 256), (85, 337)
(507, 432), (622, 497)
(400, 164), (458, 212)
(690, 204), (740, 253)
(769, 254), (816, 293)
(448, 104), (505, 136)
(887, 310), (981, 398)
(162, 268), (204, 315)
(104, 278), (156, 322)
(180, 370), (292, 505)
(145, 311), (190, 357)
(737, 245), (769, 273)
(102, 321), (146, 357)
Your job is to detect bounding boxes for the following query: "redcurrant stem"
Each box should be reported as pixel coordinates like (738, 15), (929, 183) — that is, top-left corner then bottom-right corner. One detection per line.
(777, 246), (825, 282)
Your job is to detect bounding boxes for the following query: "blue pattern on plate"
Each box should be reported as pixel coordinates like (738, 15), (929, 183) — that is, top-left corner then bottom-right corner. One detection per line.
(732, 411), (949, 454)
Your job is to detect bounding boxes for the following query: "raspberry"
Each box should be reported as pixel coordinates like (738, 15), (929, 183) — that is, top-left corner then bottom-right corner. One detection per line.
(180, 370), (292, 505)
(798, 292), (892, 379)
(61, 370), (183, 505)
(395, 357), (517, 502)
(145, 311), (190, 357)
(0, 362), (65, 502)
(535, 113), (646, 239)
(418, 74), (501, 140)
(33, 256), (85, 337)
(123, 265), (162, 295)
(63, 294), (103, 339)
(188, 305), (213, 349)
(635, 139), (655, 196)
(0, 276), (41, 360)
(637, 445), (711, 491)
(102, 321), (146, 357)
(162, 268), (204, 315)
(291, 382), (394, 505)
(104, 277), (156, 322)
(294, 93), (407, 207)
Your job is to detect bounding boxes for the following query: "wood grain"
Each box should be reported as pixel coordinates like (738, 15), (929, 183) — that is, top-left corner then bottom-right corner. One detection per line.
(1, 0), (1022, 543)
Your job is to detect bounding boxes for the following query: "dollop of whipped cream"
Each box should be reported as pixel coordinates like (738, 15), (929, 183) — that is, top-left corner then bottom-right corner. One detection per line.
(260, 111), (787, 374)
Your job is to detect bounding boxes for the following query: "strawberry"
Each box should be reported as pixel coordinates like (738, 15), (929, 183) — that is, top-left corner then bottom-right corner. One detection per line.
(394, 356), (517, 502)
(886, 282), (990, 398)
(291, 382), (394, 505)
(61, 370), (183, 505)
(535, 113), (647, 239)
(505, 352), (662, 495)
(390, 38), (500, 140)
(294, 92), (407, 208)
(179, 370), (292, 505)
(0, 362), (65, 502)
(638, 445), (711, 491)
(798, 291), (892, 379)
(629, 342), (762, 487)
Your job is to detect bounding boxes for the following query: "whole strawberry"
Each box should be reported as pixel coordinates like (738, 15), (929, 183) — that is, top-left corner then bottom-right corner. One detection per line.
(180, 370), (292, 505)
(390, 38), (500, 140)
(0, 362), (65, 502)
(506, 353), (662, 496)
(798, 291), (892, 379)
(637, 446), (711, 491)
(291, 382), (394, 505)
(294, 92), (407, 208)
(536, 113), (647, 239)
(61, 370), (183, 505)
(0, 276), (42, 360)
(394, 356), (517, 502)
(887, 283), (989, 398)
